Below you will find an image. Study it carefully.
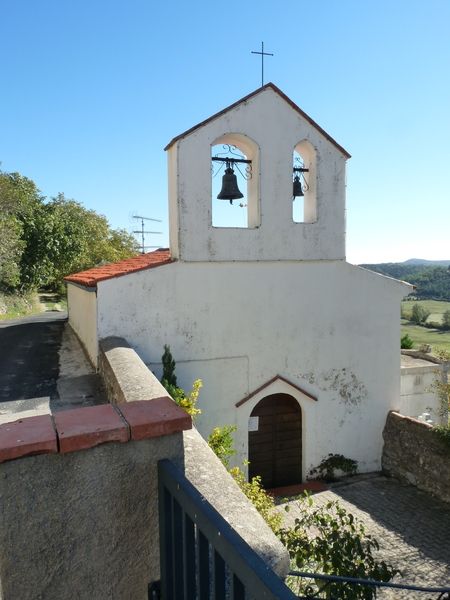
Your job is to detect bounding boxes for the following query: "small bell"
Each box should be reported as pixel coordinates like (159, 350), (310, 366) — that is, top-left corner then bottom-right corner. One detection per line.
(293, 174), (304, 198)
(217, 167), (244, 204)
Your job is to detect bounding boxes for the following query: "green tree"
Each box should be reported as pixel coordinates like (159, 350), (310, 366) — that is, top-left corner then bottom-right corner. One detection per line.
(32, 194), (138, 289)
(0, 169), (139, 291)
(161, 344), (177, 387)
(411, 303), (430, 325)
(442, 310), (450, 331)
(0, 171), (42, 289)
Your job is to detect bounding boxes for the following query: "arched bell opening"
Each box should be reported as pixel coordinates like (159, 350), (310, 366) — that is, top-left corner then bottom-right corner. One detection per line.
(292, 140), (317, 224)
(248, 393), (302, 489)
(211, 133), (260, 229)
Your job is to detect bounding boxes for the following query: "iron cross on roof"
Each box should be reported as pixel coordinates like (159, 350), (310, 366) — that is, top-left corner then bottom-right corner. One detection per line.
(251, 42), (274, 87)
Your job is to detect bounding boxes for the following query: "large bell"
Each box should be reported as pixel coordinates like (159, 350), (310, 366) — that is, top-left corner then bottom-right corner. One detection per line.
(217, 167), (244, 204)
(293, 174), (304, 198)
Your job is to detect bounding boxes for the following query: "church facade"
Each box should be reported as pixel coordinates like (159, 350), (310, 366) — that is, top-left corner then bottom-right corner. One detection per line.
(66, 84), (411, 486)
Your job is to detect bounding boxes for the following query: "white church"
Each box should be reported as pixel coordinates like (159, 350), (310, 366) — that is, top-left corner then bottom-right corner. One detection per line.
(66, 83), (411, 488)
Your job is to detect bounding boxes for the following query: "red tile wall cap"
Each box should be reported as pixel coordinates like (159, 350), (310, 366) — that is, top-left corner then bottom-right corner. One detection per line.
(64, 248), (173, 288)
(0, 415), (58, 464)
(54, 404), (129, 454)
(116, 397), (192, 441)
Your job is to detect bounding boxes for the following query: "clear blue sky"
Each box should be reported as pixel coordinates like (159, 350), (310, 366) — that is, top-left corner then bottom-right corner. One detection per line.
(1, 0), (449, 264)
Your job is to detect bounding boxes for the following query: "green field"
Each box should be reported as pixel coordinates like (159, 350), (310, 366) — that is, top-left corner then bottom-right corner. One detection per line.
(401, 299), (450, 324)
(401, 299), (450, 353)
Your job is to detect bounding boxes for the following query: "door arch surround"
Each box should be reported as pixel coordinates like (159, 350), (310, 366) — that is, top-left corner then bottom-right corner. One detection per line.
(248, 393), (302, 489)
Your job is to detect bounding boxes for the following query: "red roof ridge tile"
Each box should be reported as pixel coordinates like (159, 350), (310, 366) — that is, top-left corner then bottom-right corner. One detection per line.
(64, 248), (173, 288)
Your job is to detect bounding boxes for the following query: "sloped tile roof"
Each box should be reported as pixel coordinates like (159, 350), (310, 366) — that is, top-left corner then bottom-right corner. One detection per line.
(64, 249), (173, 288)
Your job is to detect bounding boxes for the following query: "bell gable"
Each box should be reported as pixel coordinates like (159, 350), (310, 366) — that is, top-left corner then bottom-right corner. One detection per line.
(166, 83), (350, 262)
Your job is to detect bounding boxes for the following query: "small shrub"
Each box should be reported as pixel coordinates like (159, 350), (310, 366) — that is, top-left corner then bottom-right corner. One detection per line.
(207, 425), (236, 468)
(411, 303), (430, 325)
(432, 425), (450, 448)
(163, 379), (202, 418)
(401, 334), (414, 349)
(309, 453), (358, 482)
(279, 493), (400, 600)
(430, 349), (450, 420)
(423, 321), (441, 330)
(229, 466), (282, 534)
(442, 310), (450, 331)
(207, 425), (281, 533)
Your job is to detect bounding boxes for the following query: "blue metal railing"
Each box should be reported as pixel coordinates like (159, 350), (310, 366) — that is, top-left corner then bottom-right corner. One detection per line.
(155, 459), (297, 600)
(288, 570), (450, 599)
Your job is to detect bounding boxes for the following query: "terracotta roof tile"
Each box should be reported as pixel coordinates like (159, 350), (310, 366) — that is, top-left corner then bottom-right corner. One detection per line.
(64, 248), (173, 288)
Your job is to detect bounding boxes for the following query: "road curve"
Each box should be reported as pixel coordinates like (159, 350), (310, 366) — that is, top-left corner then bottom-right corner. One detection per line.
(0, 311), (67, 403)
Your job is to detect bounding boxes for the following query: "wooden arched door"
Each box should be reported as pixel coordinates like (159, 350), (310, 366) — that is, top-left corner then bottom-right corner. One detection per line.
(248, 393), (302, 489)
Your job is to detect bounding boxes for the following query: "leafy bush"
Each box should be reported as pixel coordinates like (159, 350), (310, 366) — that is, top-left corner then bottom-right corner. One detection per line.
(207, 425), (236, 468)
(0, 290), (39, 320)
(207, 424), (281, 533)
(442, 310), (450, 331)
(208, 427), (398, 598)
(309, 454), (358, 482)
(411, 303), (430, 325)
(432, 425), (450, 448)
(431, 349), (450, 420)
(229, 466), (282, 534)
(401, 333), (414, 349)
(164, 379), (202, 418)
(279, 493), (400, 600)
(423, 321), (442, 329)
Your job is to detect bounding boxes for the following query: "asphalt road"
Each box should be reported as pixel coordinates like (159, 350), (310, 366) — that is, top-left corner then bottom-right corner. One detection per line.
(0, 311), (67, 402)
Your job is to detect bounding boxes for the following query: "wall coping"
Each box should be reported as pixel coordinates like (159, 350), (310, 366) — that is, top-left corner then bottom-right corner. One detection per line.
(401, 350), (444, 365)
(387, 410), (433, 429)
(0, 398), (192, 464)
(400, 365), (440, 375)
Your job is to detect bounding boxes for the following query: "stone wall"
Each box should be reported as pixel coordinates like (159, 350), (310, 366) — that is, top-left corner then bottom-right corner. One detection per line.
(382, 411), (450, 504)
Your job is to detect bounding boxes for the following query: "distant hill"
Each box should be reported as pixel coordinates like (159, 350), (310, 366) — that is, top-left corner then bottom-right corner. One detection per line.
(360, 259), (450, 300)
(402, 258), (450, 267)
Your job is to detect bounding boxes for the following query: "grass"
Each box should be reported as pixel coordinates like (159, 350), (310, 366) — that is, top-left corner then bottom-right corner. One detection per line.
(402, 299), (450, 324)
(401, 321), (450, 353)
(0, 290), (67, 321)
(401, 299), (450, 353)
(0, 291), (41, 321)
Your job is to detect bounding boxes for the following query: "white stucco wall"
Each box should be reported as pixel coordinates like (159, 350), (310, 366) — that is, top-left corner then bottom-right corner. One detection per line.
(67, 283), (98, 367)
(96, 261), (409, 476)
(168, 86), (347, 262)
(398, 366), (443, 424)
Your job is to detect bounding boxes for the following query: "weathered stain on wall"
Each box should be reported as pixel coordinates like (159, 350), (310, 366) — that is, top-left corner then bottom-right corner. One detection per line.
(301, 367), (368, 407)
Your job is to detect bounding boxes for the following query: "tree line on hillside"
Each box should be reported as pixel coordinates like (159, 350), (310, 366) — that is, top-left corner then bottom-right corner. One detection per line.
(0, 169), (138, 293)
(361, 262), (450, 300)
